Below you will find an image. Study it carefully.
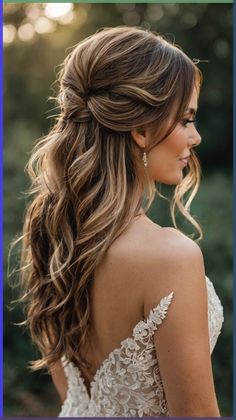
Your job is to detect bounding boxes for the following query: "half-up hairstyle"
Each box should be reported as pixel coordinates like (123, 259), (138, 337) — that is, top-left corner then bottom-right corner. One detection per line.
(14, 26), (203, 371)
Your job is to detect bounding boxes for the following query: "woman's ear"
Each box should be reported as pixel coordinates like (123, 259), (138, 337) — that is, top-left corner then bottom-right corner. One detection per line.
(131, 128), (148, 148)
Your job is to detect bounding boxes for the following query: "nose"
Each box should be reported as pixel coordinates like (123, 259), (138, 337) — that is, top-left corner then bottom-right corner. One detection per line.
(189, 126), (201, 148)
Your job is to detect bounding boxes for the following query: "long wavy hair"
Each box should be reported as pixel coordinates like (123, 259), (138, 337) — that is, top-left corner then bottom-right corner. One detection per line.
(13, 26), (203, 372)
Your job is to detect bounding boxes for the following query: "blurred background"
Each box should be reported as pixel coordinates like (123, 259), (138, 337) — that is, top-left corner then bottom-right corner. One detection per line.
(3, 3), (232, 416)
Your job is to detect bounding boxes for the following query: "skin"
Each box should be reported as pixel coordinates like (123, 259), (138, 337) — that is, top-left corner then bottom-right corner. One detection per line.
(50, 87), (221, 416)
(131, 87), (201, 184)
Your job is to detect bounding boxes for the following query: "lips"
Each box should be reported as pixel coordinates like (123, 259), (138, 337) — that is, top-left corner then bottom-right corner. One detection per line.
(179, 158), (188, 165)
(179, 155), (190, 160)
(179, 155), (190, 166)
(179, 155), (190, 163)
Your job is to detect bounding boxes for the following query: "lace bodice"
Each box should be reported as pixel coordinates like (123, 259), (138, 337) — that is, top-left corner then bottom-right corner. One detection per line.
(59, 276), (224, 417)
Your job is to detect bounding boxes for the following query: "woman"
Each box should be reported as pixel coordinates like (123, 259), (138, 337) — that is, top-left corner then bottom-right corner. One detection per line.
(17, 26), (224, 416)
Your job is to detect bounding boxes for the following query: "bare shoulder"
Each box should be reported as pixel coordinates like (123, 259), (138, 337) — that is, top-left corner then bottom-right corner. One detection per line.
(140, 226), (206, 318)
(106, 220), (204, 293)
(110, 220), (202, 262)
(147, 225), (204, 273)
(153, 226), (203, 259)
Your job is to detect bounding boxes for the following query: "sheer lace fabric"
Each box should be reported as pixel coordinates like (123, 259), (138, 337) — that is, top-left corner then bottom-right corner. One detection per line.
(59, 276), (224, 417)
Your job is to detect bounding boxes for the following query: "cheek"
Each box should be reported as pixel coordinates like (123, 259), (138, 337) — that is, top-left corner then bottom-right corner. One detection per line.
(149, 132), (186, 164)
(164, 131), (187, 155)
(146, 131), (187, 183)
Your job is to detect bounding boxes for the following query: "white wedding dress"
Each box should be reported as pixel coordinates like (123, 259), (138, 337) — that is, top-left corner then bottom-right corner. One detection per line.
(59, 276), (224, 417)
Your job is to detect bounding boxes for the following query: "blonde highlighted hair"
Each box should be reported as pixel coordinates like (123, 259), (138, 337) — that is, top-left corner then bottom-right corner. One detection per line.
(13, 26), (202, 371)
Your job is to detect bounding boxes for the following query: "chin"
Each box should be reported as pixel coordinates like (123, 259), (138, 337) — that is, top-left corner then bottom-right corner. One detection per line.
(156, 172), (184, 185)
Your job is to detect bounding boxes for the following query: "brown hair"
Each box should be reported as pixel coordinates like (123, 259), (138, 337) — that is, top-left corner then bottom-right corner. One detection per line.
(13, 26), (202, 371)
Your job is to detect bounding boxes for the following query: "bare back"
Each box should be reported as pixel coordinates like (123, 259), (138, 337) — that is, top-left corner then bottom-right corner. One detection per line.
(51, 214), (163, 400)
(79, 214), (162, 390)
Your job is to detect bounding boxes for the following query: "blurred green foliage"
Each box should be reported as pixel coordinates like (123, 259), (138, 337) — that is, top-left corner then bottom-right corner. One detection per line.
(4, 3), (232, 416)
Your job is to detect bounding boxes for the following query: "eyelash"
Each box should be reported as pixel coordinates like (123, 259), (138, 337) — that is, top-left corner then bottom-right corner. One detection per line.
(181, 119), (197, 127)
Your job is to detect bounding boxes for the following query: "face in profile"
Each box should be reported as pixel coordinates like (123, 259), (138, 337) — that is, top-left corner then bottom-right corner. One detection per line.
(132, 87), (202, 185)
(148, 87), (202, 184)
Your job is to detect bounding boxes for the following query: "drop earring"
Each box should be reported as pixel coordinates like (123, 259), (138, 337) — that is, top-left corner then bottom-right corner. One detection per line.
(142, 148), (148, 167)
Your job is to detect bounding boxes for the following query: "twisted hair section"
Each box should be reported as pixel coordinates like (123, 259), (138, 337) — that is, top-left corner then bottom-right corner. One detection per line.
(12, 26), (202, 371)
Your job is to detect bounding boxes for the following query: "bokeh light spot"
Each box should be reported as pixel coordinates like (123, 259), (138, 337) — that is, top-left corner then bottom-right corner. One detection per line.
(35, 17), (56, 34)
(18, 23), (35, 42)
(44, 3), (73, 20)
(147, 4), (163, 21)
(3, 24), (16, 45)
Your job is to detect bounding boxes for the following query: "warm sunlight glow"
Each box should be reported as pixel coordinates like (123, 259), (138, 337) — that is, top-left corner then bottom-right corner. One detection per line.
(25, 4), (41, 22)
(44, 3), (73, 20)
(18, 23), (35, 42)
(35, 17), (56, 34)
(3, 24), (16, 45)
(58, 11), (75, 25)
